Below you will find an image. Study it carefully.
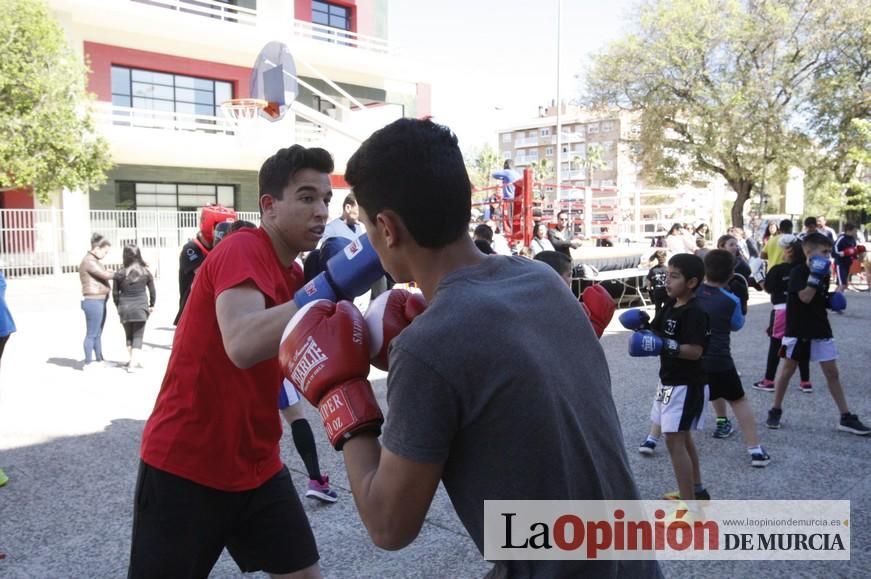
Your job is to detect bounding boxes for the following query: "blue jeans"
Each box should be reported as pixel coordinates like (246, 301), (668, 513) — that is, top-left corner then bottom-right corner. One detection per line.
(82, 298), (107, 363)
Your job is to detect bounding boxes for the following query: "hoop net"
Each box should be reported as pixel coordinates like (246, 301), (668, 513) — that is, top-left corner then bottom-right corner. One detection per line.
(220, 98), (268, 125)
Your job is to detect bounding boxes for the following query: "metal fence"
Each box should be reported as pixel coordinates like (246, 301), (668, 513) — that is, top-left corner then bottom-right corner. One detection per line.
(0, 209), (259, 278)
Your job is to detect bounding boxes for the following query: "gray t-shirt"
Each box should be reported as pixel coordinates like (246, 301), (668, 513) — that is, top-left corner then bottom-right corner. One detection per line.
(382, 256), (659, 578)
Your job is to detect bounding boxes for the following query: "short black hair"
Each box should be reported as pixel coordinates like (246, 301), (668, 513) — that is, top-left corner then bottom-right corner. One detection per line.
(844, 222), (857, 232)
(802, 232), (833, 250)
(804, 216), (818, 227)
(534, 250), (572, 277)
(343, 193), (357, 208)
(716, 234), (736, 249)
(229, 220), (256, 233)
(473, 223), (494, 242)
(474, 239), (495, 254)
(668, 253), (705, 288)
(779, 219), (793, 234)
(704, 249), (735, 284)
(345, 118), (472, 249)
(258, 145), (334, 200)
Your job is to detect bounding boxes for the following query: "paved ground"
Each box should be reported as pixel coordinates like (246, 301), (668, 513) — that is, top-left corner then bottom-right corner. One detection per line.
(0, 273), (868, 578)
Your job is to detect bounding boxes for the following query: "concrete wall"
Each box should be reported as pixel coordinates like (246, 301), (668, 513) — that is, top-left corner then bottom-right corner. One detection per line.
(91, 165), (260, 211)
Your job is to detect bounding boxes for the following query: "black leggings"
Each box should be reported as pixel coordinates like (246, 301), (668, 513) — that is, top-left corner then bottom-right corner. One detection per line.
(0, 334), (8, 364)
(123, 321), (146, 349)
(765, 336), (809, 382)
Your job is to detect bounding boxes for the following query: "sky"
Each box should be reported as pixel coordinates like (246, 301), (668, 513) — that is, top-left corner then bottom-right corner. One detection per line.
(389, 0), (636, 153)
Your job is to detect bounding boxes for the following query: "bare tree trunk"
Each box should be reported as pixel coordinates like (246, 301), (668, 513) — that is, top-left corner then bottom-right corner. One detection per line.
(728, 179), (753, 228)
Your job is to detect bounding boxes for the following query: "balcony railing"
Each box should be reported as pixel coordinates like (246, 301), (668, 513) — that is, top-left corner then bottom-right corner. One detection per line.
(293, 20), (396, 55)
(95, 103), (236, 135)
(93, 103), (326, 144)
(131, 0), (257, 26)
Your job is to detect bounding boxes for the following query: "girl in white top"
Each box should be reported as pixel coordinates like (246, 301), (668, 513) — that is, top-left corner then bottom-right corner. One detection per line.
(531, 223), (556, 255)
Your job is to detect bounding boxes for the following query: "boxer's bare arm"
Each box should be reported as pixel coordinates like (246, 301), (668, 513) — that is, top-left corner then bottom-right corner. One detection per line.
(216, 282), (299, 369)
(342, 435), (443, 551)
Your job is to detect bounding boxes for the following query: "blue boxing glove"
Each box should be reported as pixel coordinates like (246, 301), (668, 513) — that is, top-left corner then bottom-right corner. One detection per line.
(827, 291), (847, 312)
(294, 234), (384, 307)
(807, 255), (830, 289)
(619, 308), (650, 330)
(628, 330), (680, 357)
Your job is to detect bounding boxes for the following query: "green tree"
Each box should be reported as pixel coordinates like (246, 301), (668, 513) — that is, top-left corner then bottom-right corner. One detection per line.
(0, 0), (111, 203)
(465, 143), (501, 203)
(585, 0), (829, 227)
(803, 0), (871, 223)
(582, 144), (606, 186)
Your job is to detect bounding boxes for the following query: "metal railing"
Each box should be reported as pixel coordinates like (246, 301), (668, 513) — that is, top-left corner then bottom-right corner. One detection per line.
(0, 209), (259, 278)
(292, 20), (396, 55)
(93, 103), (327, 144)
(131, 0), (257, 26)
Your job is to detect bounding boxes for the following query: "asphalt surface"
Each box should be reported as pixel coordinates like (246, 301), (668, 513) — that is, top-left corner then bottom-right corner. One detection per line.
(0, 273), (868, 578)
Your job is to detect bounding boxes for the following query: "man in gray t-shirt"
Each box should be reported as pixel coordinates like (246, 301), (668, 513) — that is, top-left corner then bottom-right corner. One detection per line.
(384, 256), (654, 577)
(283, 118), (660, 578)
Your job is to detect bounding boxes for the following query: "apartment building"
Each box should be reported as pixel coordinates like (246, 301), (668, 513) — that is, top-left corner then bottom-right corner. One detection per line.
(498, 104), (726, 240)
(498, 104), (639, 193)
(18, 0), (428, 214)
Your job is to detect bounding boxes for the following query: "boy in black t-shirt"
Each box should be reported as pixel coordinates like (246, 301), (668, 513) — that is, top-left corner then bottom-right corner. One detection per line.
(646, 250), (669, 314)
(766, 233), (870, 435)
(627, 254), (711, 502)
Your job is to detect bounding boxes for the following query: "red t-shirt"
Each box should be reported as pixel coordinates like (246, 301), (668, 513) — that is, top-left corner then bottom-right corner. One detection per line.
(141, 227), (303, 491)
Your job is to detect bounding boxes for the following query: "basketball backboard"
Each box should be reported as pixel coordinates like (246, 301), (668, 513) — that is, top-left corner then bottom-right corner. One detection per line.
(250, 41), (299, 121)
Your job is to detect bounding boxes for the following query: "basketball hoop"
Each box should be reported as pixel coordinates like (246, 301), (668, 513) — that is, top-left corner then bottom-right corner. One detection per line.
(220, 98), (269, 127)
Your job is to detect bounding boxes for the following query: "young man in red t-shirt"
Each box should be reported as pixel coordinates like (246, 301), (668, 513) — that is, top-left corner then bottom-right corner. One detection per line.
(129, 146), (384, 578)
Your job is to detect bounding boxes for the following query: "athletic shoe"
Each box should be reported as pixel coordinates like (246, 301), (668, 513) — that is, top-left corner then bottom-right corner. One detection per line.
(713, 419), (734, 439)
(306, 475), (338, 503)
(0, 468), (8, 487)
(638, 439), (656, 455)
(799, 381), (813, 394)
(766, 408), (783, 429)
(838, 414), (871, 436)
(663, 488), (711, 501)
(751, 448), (771, 468)
(753, 379), (775, 392)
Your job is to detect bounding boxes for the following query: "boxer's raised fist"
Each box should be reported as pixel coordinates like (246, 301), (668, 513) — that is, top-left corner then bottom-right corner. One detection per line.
(364, 289), (427, 371)
(279, 300), (383, 449)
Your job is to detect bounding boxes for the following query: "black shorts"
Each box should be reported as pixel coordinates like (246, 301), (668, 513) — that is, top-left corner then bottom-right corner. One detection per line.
(128, 461), (319, 578)
(707, 367), (745, 402)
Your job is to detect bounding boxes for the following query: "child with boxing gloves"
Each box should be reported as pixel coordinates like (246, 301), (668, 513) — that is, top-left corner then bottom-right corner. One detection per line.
(833, 223), (865, 293)
(766, 233), (869, 435)
(533, 250), (616, 337)
(623, 254), (711, 503)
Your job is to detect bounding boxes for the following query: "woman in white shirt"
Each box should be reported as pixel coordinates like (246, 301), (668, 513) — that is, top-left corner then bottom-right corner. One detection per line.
(531, 223), (556, 255)
(665, 223), (693, 256)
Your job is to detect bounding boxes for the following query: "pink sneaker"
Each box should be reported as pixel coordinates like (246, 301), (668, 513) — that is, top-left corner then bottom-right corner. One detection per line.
(799, 381), (813, 394)
(306, 475), (338, 503)
(752, 379), (775, 392)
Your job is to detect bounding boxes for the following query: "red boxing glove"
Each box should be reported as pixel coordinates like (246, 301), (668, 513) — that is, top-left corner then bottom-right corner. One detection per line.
(279, 300), (383, 449)
(843, 247), (857, 257)
(581, 284), (616, 338)
(363, 289), (427, 371)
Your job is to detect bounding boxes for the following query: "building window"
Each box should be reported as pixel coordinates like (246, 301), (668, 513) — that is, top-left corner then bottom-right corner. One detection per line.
(312, 1), (351, 31)
(503, 151), (512, 160)
(501, 133), (512, 143)
(540, 128), (551, 137)
(600, 121), (613, 132)
(111, 66), (233, 118)
(544, 147), (554, 156)
(587, 123), (599, 134)
(117, 181), (236, 211)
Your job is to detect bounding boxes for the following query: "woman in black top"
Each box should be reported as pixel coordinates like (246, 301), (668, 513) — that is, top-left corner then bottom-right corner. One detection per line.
(113, 245), (155, 370)
(753, 237), (810, 391)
